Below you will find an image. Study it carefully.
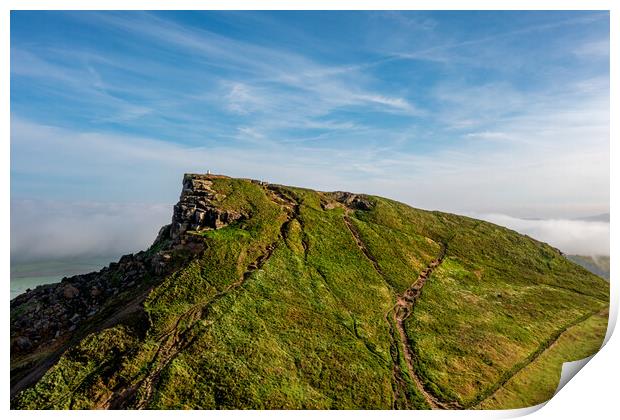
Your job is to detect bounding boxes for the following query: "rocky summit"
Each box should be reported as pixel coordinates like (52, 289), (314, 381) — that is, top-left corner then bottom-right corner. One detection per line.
(10, 174), (609, 409)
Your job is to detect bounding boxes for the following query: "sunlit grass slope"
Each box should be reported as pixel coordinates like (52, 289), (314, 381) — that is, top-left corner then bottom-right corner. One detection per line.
(12, 177), (608, 409)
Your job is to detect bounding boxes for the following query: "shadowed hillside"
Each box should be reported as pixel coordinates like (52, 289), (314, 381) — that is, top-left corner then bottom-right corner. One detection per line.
(10, 174), (609, 409)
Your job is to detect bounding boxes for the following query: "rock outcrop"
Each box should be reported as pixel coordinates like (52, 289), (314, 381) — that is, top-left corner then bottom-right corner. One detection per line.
(330, 191), (375, 211)
(11, 175), (222, 361)
(10, 174), (251, 367)
(171, 174), (245, 240)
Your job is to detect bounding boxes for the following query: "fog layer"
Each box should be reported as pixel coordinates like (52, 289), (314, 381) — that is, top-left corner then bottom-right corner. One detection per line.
(11, 200), (609, 264)
(11, 200), (172, 263)
(475, 213), (610, 256)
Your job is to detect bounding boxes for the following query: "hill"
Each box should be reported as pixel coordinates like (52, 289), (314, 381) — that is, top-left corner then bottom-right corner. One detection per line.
(10, 174), (609, 409)
(566, 255), (610, 280)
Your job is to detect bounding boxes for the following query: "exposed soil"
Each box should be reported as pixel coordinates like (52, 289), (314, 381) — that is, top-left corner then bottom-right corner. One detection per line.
(342, 212), (461, 409)
(390, 244), (463, 409)
(343, 213), (428, 408)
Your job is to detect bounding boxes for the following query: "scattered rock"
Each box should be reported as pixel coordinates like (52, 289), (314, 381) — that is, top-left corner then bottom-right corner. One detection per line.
(119, 254), (133, 264)
(11, 173), (208, 357)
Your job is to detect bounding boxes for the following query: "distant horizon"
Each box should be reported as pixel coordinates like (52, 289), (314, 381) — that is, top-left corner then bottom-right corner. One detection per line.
(10, 177), (611, 263)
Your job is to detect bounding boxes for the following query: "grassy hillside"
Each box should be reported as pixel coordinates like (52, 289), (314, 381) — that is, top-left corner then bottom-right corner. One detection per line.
(478, 308), (608, 409)
(10, 175), (609, 409)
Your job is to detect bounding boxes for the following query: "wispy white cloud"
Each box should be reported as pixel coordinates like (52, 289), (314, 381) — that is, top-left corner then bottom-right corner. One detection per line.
(375, 11), (438, 31)
(84, 12), (422, 121)
(11, 71), (609, 218)
(11, 47), (157, 125)
(10, 11), (609, 240)
(236, 126), (265, 142)
(463, 131), (511, 141)
(391, 12), (608, 67)
(352, 94), (423, 115)
(12, 13), (423, 146)
(226, 83), (261, 114)
(573, 39), (609, 58)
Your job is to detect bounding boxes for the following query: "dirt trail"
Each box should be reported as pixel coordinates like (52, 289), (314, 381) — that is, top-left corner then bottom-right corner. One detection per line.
(115, 239), (284, 408)
(342, 214), (403, 408)
(109, 185), (301, 409)
(342, 215), (386, 277)
(342, 214), (407, 408)
(346, 211), (601, 410)
(390, 244), (463, 410)
(342, 213), (459, 409)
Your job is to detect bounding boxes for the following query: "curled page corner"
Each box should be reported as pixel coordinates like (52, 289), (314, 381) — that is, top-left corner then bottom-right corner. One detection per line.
(483, 357), (593, 418)
(479, 348), (605, 417)
(553, 355), (595, 396)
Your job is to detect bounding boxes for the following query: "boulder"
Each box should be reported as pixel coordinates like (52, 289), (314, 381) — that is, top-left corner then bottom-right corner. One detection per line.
(63, 284), (80, 299)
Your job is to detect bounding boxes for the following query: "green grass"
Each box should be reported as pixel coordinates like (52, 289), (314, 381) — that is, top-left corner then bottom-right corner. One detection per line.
(478, 309), (608, 409)
(12, 177), (609, 409)
(14, 326), (139, 409)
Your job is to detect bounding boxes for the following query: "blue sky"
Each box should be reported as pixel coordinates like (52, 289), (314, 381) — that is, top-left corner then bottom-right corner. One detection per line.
(10, 11), (610, 259)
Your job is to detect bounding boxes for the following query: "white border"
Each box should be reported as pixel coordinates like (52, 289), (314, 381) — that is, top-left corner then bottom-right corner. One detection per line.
(2, 2), (616, 419)
(0, 0), (616, 11)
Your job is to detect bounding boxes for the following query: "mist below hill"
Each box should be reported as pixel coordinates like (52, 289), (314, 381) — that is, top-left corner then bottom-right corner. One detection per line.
(10, 200), (608, 299)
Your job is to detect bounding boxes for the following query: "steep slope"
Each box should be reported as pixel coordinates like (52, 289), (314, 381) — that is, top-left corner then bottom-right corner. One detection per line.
(10, 174), (609, 409)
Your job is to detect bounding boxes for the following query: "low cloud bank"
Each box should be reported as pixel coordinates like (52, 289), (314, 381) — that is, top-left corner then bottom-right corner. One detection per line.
(11, 200), (172, 263)
(474, 213), (610, 256)
(10, 200), (609, 263)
